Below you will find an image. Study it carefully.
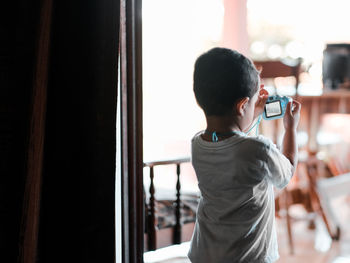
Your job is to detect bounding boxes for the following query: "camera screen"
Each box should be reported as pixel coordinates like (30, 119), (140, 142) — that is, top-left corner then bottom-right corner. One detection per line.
(265, 101), (282, 117)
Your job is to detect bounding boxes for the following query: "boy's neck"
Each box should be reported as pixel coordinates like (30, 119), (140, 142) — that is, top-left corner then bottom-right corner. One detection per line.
(205, 115), (241, 133)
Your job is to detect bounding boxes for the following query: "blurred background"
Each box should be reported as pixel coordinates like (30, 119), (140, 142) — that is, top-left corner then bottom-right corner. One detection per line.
(142, 1), (350, 262)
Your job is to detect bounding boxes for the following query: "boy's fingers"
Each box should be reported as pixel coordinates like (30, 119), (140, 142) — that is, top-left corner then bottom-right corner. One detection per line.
(258, 89), (269, 107)
(285, 101), (292, 114)
(292, 101), (301, 113)
(262, 95), (269, 105)
(259, 88), (269, 96)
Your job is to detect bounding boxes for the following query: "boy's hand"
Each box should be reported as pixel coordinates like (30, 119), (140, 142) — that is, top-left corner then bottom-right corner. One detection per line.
(283, 100), (301, 130)
(254, 85), (269, 119)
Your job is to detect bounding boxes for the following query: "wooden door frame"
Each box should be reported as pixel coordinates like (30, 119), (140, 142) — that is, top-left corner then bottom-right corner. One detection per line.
(120, 0), (144, 262)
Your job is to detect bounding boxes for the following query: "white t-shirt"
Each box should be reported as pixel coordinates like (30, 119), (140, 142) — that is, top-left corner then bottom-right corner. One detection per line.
(188, 131), (293, 263)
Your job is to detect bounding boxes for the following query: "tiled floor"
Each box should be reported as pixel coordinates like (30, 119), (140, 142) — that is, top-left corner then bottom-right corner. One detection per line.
(144, 195), (350, 263)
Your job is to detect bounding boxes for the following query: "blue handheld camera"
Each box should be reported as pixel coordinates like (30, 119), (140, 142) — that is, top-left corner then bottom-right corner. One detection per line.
(263, 95), (292, 120)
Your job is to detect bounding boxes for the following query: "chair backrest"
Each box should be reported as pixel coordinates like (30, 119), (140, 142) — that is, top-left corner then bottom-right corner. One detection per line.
(254, 59), (302, 96)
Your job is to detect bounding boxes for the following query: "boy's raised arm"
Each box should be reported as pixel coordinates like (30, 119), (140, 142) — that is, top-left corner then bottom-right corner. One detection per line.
(281, 101), (301, 174)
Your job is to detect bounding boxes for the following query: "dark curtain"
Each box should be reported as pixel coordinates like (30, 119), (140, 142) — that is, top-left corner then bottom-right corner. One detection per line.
(37, 1), (120, 262)
(1, 0), (120, 262)
(0, 1), (41, 262)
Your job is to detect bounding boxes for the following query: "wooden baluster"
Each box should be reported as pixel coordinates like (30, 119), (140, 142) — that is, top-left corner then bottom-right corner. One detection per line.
(148, 166), (156, 250)
(173, 163), (182, 244)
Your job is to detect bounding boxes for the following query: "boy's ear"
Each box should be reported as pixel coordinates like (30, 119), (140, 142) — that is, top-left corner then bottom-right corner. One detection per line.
(235, 97), (250, 116)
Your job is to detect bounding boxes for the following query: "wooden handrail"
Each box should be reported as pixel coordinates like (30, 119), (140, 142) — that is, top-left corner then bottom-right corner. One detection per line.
(144, 157), (190, 168)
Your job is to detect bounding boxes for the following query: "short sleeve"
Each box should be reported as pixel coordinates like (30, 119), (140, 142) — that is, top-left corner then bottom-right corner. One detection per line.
(259, 136), (293, 189)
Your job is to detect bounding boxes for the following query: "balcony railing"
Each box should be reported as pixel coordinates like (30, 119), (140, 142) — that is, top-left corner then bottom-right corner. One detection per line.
(143, 157), (191, 251)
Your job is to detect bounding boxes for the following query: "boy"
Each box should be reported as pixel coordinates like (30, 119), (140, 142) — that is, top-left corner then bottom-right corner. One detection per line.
(188, 48), (301, 263)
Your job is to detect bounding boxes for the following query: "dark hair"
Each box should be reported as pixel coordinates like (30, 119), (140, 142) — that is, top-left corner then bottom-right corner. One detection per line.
(193, 47), (260, 116)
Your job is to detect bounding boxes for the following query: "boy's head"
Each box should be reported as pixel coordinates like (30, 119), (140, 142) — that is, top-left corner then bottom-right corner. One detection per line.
(193, 47), (260, 117)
